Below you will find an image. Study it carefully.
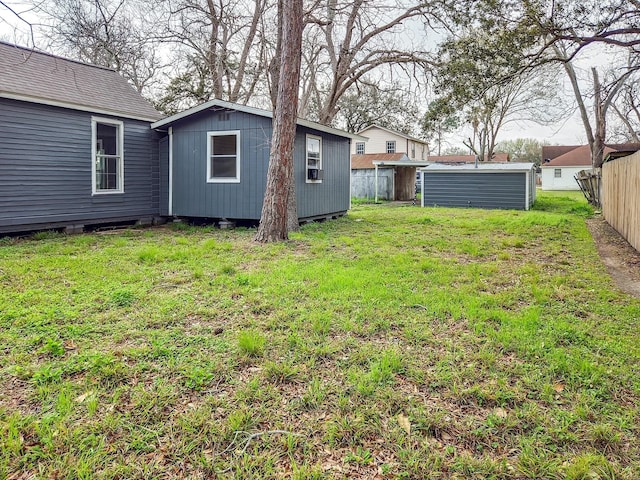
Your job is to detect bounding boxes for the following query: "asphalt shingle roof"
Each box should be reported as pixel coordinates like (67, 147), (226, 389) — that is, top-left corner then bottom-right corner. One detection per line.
(0, 41), (161, 121)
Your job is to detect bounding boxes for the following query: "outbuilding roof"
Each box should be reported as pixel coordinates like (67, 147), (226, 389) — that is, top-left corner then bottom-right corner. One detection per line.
(0, 41), (161, 122)
(429, 153), (511, 163)
(422, 162), (535, 173)
(151, 99), (367, 141)
(351, 153), (409, 169)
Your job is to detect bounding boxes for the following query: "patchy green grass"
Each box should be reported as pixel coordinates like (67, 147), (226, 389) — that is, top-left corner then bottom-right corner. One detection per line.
(1, 192), (639, 478)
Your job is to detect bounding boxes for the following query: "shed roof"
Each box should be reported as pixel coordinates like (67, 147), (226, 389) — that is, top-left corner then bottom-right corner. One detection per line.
(151, 98), (367, 141)
(351, 153), (409, 169)
(356, 125), (428, 145)
(422, 162), (535, 173)
(429, 153), (511, 163)
(0, 41), (161, 122)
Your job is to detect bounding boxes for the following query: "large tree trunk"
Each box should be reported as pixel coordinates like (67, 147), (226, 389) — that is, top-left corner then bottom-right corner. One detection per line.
(255, 0), (303, 242)
(592, 68), (606, 168)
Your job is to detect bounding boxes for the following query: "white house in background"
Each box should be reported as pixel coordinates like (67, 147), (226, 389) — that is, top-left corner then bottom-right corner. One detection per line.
(541, 145), (592, 190)
(541, 144), (640, 190)
(352, 125), (428, 160)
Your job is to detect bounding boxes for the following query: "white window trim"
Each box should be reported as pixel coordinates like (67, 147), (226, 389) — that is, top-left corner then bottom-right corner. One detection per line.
(91, 116), (124, 195)
(306, 134), (323, 184)
(355, 142), (365, 155)
(386, 140), (396, 154)
(554, 168), (562, 178)
(206, 130), (241, 183)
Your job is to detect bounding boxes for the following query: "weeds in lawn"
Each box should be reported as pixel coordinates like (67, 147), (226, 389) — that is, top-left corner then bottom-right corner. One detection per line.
(1, 191), (639, 478)
(238, 329), (266, 357)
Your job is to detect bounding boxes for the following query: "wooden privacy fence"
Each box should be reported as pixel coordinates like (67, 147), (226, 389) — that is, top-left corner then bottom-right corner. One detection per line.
(602, 151), (640, 252)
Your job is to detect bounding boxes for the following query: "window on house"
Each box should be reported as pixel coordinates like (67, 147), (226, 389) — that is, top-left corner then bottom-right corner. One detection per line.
(386, 140), (396, 154)
(554, 168), (562, 178)
(92, 117), (124, 194)
(355, 142), (365, 155)
(207, 131), (241, 183)
(306, 135), (322, 183)
(411, 145), (416, 159)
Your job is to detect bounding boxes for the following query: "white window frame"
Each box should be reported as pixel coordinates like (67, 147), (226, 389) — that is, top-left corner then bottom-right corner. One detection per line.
(386, 140), (396, 154)
(355, 142), (365, 155)
(306, 134), (323, 184)
(206, 130), (241, 183)
(92, 117), (124, 195)
(554, 168), (562, 178)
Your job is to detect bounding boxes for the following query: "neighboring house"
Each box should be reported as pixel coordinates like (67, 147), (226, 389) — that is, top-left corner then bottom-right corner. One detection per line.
(151, 100), (364, 222)
(350, 125), (429, 200)
(0, 41), (162, 234)
(540, 145), (592, 190)
(420, 163), (537, 211)
(540, 144), (640, 191)
(352, 125), (428, 160)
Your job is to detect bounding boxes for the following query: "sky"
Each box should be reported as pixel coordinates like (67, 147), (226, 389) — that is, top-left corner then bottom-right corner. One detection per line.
(0, 2), (607, 149)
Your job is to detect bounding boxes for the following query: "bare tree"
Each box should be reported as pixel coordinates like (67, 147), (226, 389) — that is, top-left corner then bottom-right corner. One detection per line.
(255, 0), (302, 242)
(36, 0), (162, 94)
(158, 0), (272, 105)
(610, 82), (640, 143)
(302, 0), (435, 125)
(554, 44), (638, 167)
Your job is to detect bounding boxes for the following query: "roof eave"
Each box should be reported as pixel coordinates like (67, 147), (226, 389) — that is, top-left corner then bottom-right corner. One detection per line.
(1, 92), (161, 122)
(151, 98), (367, 141)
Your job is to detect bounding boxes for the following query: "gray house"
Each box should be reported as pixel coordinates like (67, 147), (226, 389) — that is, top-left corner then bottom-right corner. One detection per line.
(420, 163), (537, 210)
(151, 100), (364, 222)
(0, 41), (162, 234)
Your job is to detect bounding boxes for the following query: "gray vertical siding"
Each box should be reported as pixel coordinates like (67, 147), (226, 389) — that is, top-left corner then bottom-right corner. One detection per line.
(168, 109), (351, 221)
(295, 127), (351, 218)
(0, 98), (159, 233)
(351, 169), (394, 199)
(159, 136), (169, 216)
(423, 171), (529, 210)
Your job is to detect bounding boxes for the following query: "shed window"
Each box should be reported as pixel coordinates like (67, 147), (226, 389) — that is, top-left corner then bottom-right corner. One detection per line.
(386, 141), (396, 154)
(554, 168), (562, 178)
(306, 135), (323, 183)
(207, 131), (241, 183)
(355, 142), (365, 155)
(92, 117), (124, 194)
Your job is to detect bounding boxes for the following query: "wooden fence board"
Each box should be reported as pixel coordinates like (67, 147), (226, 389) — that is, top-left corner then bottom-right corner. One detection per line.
(602, 151), (640, 252)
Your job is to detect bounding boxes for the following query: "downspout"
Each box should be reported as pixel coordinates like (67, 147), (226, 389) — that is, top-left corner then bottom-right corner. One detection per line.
(168, 127), (173, 216)
(525, 167), (530, 211)
(374, 163), (379, 203)
(349, 140), (352, 210)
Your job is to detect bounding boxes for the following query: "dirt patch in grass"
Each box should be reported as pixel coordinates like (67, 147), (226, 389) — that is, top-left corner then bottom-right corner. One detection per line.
(587, 215), (640, 297)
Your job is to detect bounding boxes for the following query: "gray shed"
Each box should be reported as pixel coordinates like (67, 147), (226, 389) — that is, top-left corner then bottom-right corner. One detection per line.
(152, 100), (364, 222)
(0, 41), (162, 234)
(420, 163), (537, 210)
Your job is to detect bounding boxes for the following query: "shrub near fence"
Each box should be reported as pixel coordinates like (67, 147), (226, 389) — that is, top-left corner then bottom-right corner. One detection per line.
(602, 150), (640, 252)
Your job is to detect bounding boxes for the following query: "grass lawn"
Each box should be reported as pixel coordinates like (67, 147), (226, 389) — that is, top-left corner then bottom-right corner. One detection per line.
(1, 191), (639, 479)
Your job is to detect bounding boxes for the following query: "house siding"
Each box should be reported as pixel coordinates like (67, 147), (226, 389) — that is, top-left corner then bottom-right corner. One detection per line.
(541, 166), (585, 190)
(166, 109), (350, 221)
(422, 171), (531, 210)
(353, 126), (427, 160)
(0, 97), (159, 233)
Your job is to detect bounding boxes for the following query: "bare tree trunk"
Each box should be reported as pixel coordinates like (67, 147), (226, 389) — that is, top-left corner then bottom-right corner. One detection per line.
(255, 0), (303, 242)
(592, 68), (606, 168)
